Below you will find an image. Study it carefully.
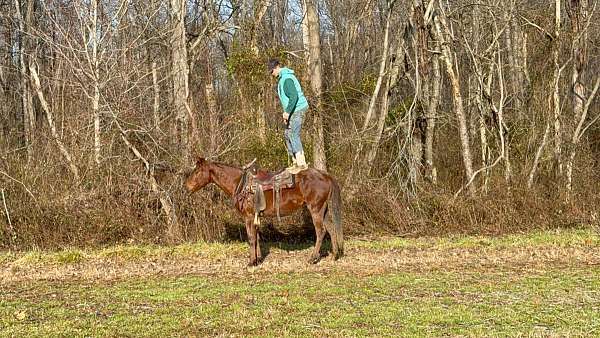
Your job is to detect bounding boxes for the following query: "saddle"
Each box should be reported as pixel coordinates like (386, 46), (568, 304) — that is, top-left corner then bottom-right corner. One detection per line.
(237, 159), (295, 225)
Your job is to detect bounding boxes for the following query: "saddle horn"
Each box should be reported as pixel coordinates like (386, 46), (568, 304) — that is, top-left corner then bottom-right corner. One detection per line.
(243, 158), (257, 170)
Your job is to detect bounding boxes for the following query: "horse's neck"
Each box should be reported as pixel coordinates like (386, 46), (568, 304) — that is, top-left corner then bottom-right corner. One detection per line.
(210, 163), (242, 197)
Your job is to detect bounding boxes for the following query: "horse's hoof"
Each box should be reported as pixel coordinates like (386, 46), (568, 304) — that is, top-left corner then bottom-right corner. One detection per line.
(308, 255), (320, 264)
(333, 251), (343, 261)
(247, 260), (258, 267)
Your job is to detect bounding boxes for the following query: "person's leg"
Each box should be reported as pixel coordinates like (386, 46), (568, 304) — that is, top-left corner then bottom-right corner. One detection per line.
(288, 108), (306, 155)
(284, 128), (294, 158)
(288, 108), (308, 171)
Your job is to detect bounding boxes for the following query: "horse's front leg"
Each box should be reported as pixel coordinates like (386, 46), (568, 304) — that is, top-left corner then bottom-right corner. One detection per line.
(244, 217), (257, 266)
(255, 227), (263, 263)
(245, 217), (259, 266)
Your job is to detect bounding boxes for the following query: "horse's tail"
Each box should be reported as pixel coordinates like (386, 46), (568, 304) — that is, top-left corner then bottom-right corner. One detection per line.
(327, 178), (344, 259)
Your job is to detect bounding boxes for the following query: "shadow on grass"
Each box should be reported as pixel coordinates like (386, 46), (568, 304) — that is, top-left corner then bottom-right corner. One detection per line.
(223, 208), (334, 262)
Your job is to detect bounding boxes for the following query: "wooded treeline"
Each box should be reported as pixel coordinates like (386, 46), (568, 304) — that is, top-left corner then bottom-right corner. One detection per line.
(1, 0), (599, 249)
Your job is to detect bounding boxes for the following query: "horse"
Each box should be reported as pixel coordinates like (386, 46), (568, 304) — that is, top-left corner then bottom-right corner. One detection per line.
(185, 158), (343, 266)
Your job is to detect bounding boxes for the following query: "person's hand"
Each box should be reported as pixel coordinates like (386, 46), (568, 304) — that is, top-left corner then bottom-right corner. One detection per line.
(282, 112), (290, 124)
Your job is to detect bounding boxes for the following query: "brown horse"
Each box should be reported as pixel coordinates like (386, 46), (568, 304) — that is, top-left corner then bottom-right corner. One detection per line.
(185, 158), (343, 266)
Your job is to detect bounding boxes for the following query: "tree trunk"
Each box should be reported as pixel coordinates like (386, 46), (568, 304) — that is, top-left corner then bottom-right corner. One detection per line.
(495, 48), (512, 182)
(552, 0), (563, 179)
(566, 77), (599, 190)
(434, 5), (475, 195)
(366, 74), (391, 172)
(521, 31), (531, 88)
(418, 1), (440, 184)
(301, 0), (310, 59)
(205, 82), (219, 154)
(362, 4), (393, 131)
(30, 65), (80, 183)
(171, 0), (190, 159)
(505, 11), (524, 119)
(152, 61), (161, 133)
(250, 0), (270, 144)
(14, 0), (35, 163)
(90, 0), (101, 166)
(303, 0), (327, 170)
(528, 121), (551, 188)
(424, 46), (440, 184)
(347, 1), (394, 181)
(250, 0), (270, 56)
(565, 0), (590, 191)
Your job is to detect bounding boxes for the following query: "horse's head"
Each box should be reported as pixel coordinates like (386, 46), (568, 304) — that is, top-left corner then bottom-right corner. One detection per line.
(185, 158), (212, 193)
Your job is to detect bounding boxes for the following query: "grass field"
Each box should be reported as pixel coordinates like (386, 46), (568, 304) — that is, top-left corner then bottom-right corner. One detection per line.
(2, 228), (600, 337)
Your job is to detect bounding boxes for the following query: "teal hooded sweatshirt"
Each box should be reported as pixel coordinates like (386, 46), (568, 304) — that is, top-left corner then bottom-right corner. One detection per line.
(277, 68), (309, 114)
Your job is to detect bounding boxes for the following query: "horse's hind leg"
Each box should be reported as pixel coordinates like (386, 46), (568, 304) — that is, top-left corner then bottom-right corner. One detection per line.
(323, 207), (339, 259)
(308, 205), (326, 264)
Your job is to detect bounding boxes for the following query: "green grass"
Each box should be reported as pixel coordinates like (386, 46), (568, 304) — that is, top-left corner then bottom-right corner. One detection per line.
(353, 227), (600, 251)
(1, 268), (599, 337)
(1, 228), (600, 337)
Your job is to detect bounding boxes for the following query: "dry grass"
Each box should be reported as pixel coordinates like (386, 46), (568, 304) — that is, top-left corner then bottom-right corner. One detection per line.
(1, 228), (600, 337)
(2, 227), (599, 284)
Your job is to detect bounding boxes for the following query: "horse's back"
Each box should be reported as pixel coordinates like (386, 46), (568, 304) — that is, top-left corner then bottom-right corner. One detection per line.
(297, 167), (336, 182)
(295, 168), (339, 199)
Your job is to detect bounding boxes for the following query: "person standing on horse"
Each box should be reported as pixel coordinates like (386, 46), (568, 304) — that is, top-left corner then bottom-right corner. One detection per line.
(268, 59), (309, 174)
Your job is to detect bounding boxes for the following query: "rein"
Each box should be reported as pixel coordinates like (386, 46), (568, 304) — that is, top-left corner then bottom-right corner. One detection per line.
(233, 159), (257, 203)
(233, 168), (249, 198)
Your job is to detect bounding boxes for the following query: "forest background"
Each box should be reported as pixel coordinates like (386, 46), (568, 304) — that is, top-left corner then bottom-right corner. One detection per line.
(0, 0), (599, 249)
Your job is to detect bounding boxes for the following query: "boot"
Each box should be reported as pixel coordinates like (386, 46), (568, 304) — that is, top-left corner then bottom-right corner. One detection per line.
(286, 155), (297, 171)
(288, 151), (308, 174)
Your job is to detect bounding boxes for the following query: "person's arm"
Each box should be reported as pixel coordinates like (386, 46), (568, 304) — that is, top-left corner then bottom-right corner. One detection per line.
(283, 79), (298, 114)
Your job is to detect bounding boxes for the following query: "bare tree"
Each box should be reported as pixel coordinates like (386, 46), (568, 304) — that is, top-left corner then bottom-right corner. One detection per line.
(13, 0), (35, 162)
(362, 0), (396, 131)
(171, 0), (191, 159)
(552, 0), (564, 179)
(251, 0), (270, 144)
(302, 0), (327, 170)
(434, 2), (475, 195)
(109, 108), (181, 242)
(152, 61), (161, 133)
(412, 0), (440, 184)
(30, 65), (80, 183)
(528, 120), (551, 188)
(423, 33), (441, 184)
(565, 0), (594, 191)
(566, 77), (600, 191)
(89, 0), (102, 165)
(206, 66), (219, 154)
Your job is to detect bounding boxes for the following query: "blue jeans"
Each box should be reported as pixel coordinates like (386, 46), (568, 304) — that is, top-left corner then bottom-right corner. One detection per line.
(284, 107), (307, 156)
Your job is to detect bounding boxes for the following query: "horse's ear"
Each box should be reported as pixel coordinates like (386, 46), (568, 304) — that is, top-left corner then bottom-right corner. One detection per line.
(196, 157), (206, 166)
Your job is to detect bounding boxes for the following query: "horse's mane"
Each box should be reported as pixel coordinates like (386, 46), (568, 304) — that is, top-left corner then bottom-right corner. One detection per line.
(210, 161), (242, 171)
(208, 161), (245, 197)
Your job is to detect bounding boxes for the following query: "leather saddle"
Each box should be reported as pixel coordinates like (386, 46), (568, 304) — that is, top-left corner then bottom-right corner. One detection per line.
(239, 159), (295, 225)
